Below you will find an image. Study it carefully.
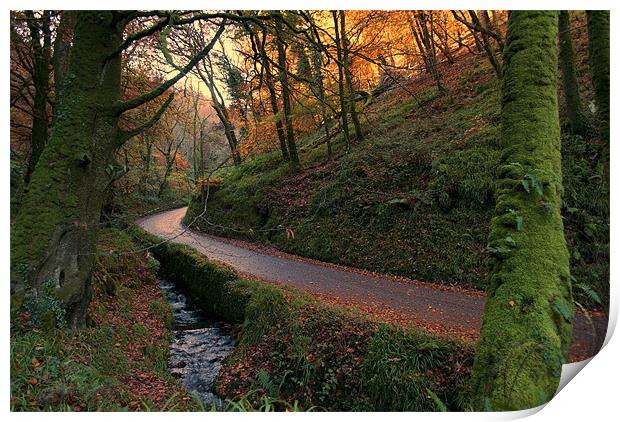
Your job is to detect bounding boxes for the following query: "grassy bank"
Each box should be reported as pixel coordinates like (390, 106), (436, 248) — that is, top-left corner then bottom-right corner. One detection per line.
(131, 226), (474, 411)
(10, 229), (194, 411)
(185, 52), (608, 309)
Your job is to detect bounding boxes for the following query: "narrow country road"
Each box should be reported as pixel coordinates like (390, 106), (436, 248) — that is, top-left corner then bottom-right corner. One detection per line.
(137, 207), (608, 362)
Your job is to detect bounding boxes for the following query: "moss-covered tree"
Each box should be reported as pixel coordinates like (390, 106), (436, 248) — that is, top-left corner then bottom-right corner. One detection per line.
(586, 11), (610, 141)
(10, 11), (225, 328)
(558, 11), (592, 137)
(471, 11), (573, 410)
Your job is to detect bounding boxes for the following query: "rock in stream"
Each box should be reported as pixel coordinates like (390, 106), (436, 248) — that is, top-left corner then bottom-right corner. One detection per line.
(159, 279), (235, 407)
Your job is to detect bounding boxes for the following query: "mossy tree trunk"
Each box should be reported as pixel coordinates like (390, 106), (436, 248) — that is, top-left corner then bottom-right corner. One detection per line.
(586, 11), (610, 142)
(471, 11), (573, 411)
(311, 48), (333, 157)
(558, 11), (591, 137)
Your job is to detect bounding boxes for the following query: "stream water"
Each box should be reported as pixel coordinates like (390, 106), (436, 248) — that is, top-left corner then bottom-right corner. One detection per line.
(159, 279), (236, 407)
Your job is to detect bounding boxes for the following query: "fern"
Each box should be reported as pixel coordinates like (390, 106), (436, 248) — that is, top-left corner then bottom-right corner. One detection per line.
(574, 282), (602, 305)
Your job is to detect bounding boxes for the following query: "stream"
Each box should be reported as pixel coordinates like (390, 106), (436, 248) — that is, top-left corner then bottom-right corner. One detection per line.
(159, 279), (236, 407)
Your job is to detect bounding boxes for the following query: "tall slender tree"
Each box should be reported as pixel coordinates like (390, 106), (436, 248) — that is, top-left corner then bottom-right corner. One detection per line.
(274, 15), (300, 169)
(586, 11), (610, 142)
(23, 11), (52, 185)
(240, 18), (289, 160)
(471, 11), (572, 410)
(452, 10), (503, 79)
(332, 11), (351, 151)
(558, 11), (592, 137)
(339, 10), (364, 141)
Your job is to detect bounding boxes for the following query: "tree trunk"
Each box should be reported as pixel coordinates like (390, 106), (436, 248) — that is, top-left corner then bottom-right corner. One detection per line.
(420, 12), (443, 91)
(586, 11), (610, 142)
(468, 11), (502, 79)
(332, 11), (351, 151)
(558, 11), (592, 137)
(199, 61), (242, 165)
(258, 29), (289, 160)
(311, 49), (332, 157)
(275, 17), (299, 169)
(339, 11), (364, 142)
(24, 11), (52, 186)
(52, 10), (76, 116)
(471, 11), (572, 411)
(141, 134), (153, 192)
(11, 11), (125, 328)
(212, 102), (241, 165)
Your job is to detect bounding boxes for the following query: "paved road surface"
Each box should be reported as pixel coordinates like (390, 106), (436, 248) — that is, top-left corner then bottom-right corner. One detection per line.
(137, 207), (608, 361)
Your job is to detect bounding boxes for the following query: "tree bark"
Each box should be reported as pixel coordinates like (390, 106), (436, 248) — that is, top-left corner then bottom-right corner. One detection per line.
(24, 11), (52, 186)
(275, 17), (300, 169)
(467, 11), (502, 79)
(471, 11), (572, 411)
(418, 11), (443, 91)
(311, 48), (332, 157)
(198, 59), (242, 165)
(339, 11), (364, 142)
(452, 10), (502, 79)
(52, 10), (76, 115)
(256, 27), (289, 160)
(558, 11), (591, 137)
(332, 11), (351, 151)
(586, 11), (610, 142)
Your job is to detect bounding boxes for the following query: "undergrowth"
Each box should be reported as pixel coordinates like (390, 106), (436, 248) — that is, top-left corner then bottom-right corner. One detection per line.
(10, 229), (192, 411)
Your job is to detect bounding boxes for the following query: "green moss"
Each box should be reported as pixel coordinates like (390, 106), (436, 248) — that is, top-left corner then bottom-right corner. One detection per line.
(470, 11), (572, 411)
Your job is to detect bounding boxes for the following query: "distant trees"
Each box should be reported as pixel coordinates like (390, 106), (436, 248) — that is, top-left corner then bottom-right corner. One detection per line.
(407, 11), (443, 91)
(586, 11), (610, 143)
(451, 10), (503, 78)
(558, 11), (592, 137)
(471, 11), (573, 410)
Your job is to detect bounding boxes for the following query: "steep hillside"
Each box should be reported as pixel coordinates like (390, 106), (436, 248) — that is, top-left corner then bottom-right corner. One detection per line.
(186, 49), (609, 308)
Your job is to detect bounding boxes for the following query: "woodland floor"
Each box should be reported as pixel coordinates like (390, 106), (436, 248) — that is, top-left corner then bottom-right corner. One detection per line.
(137, 207), (608, 362)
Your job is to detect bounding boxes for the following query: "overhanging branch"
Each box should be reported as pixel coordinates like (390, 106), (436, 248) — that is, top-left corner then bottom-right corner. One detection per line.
(115, 21), (226, 114)
(116, 93), (174, 146)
